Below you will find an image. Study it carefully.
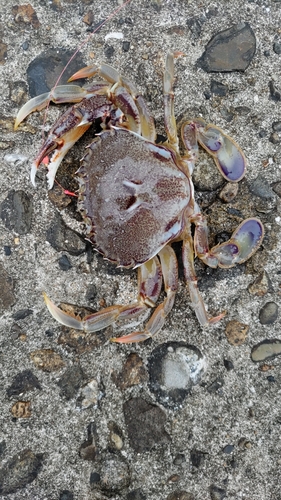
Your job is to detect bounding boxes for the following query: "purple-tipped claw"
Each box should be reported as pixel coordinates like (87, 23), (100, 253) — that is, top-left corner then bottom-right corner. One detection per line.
(196, 124), (246, 182)
(211, 242), (240, 268)
(231, 218), (264, 263)
(215, 135), (246, 182)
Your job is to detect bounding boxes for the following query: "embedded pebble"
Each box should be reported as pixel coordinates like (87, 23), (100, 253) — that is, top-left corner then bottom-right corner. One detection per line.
(12, 4), (40, 28)
(0, 41), (7, 64)
(123, 397), (170, 452)
(30, 349), (65, 372)
(12, 309), (33, 321)
(248, 270), (271, 296)
(210, 485), (226, 500)
(58, 255), (72, 271)
(259, 302), (278, 324)
(166, 492), (194, 500)
(210, 80), (228, 96)
(269, 80), (281, 101)
(79, 378), (100, 409)
(112, 353), (148, 390)
(223, 445), (234, 454)
(122, 41), (130, 52)
(48, 185), (73, 210)
(0, 442), (6, 458)
(269, 132), (280, 144)
(0, 449), (43, 494)
(190, 449), (206, 468)
(59, 491), (74, 500)
(148, 342), (206, 407)
(7, 370), (41, 397)
(224, 359), (234, 371)
(26, 49), (85, 97)
(192, 152), (224, 191)
(272, 181), (281, 197)
(219, 182), (239, 203)
(248, 175), (275, 199)
(46, 212), (86, 255)
(173, 453), (186, 465)
(251, 339), (281, 362)
(186, 16), (204, 39)
(0, 190), (33, 234)
(10, 400), (31, 418)
(108, 421), (124, 451)
(79, 422), (97, 461)
(92, 453), (131, 493)
(207, 377), (224, 394)
(220, 107), (234, 122)
(57, 365), (85, 400)
(58, 325), (105, 354)
(272, 121), (281, 132)
(197, 23), (256, 72)
(0, 264), (15, 311)
(127, 489), (147, 500)
(224, 320), (249, 346)
(273, 42), (281, 55)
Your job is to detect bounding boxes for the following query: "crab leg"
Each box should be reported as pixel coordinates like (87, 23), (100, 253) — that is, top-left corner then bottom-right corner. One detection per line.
(182, 119), (246, 182)
(112, 245), (178, 343)
(43, 256), (162, 333)
(182, 226), (226, 326)
(193, 214), (264, 268)
(163, 51), (182, 152)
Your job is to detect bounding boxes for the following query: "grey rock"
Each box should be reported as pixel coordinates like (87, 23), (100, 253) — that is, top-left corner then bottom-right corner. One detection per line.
(210, 485), (226, 500)
(273, 42), (281, 55)
(251, 339), (281, 362)
(210, 80), (228, 96)
(59, 491), (74, 500)
(0, 449), (43, 495)
(58, 254), (72, 271)
(127, 489), (146, 500)
(272, 121), (281, 131)
(0, 190), (33, 234)
(222, 444), (234, 454)
(57, 365), (85, 400)
(95, 453), (130, 493)
(12, 308), (33, 320)
(259, 301), (278, 324)
(46, 212), (86, 255)
(166, 492), (194, 500)
(0, 264), (15, 311)
(6, 370), (41, 397)
(123, 397), (170, 452)
(26, 48), (85, 97)
(197, 23), (256, 72)
(190, 449), (206, 468)
(269, 80), (281, 101)
(248, 175), (275, 199)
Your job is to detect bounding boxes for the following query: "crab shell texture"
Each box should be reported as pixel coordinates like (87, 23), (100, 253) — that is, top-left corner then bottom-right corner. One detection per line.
(78, 127), (191, 268)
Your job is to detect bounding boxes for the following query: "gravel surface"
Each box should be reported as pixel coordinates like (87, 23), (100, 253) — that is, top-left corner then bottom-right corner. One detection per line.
(1, 1), (281, 499)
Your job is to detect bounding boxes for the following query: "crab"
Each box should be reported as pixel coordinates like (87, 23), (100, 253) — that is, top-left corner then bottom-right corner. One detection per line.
(15, 52), (264, 343)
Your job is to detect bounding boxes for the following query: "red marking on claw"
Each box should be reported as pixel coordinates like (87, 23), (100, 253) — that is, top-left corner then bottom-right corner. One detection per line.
(42, 156), (49, 165)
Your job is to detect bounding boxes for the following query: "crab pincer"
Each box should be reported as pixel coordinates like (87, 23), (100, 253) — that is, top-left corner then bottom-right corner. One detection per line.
(15, 52), (264, 343)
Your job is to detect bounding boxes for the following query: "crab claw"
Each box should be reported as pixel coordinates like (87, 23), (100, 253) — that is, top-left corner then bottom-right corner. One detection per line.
(211, 218), (264, 268)
(183, 119), (246, 182)
(14, 92), (51, 130)
(68, 65), (99, 81)
(15, 85), (89, 130)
